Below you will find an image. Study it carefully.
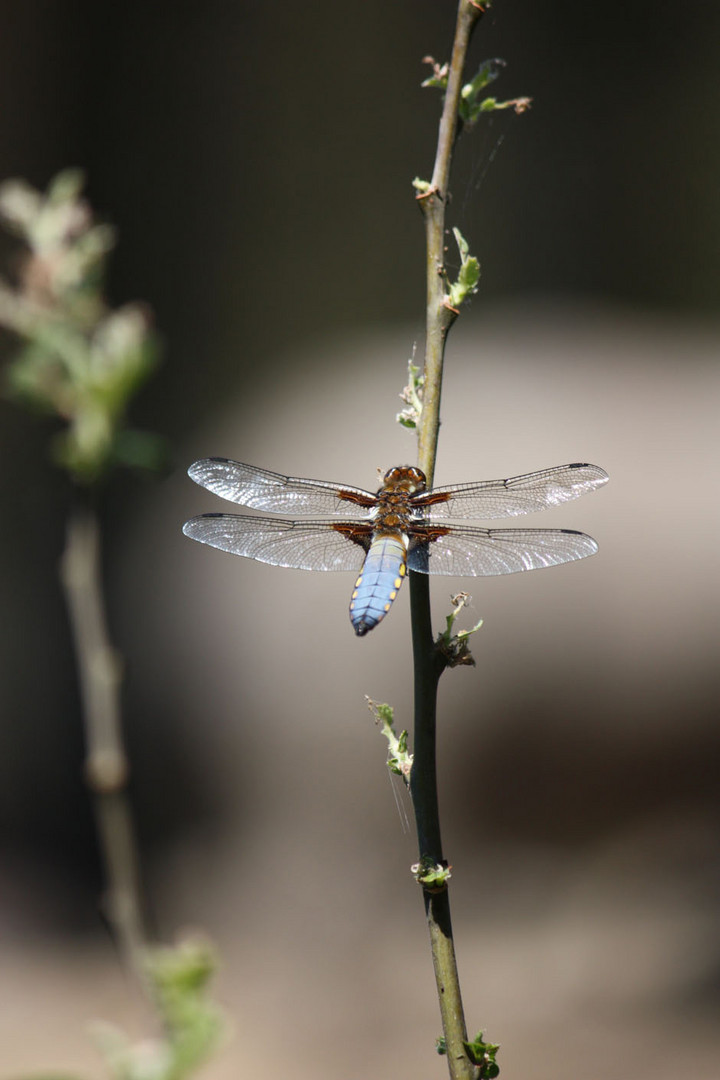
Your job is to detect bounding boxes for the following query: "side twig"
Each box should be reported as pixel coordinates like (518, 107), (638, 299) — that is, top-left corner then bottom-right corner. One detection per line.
(409, 3), (485, 1078)
(60, 505), (148, 976)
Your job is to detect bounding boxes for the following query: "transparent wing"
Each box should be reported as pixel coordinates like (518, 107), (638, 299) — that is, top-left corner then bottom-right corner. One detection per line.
(407, 526), (599, 576)
(419, 463), (608, 520)
(183, 514), (369, 572)
(187, 458), (375, 518)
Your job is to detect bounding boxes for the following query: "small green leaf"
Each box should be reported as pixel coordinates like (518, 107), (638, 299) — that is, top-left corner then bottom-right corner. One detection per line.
(47, 168), (85, 206)
(461, 58), (506, 104)
(0, 179), (42, 234)
(411, 855), (451, 891)
(446, 227), (480, 309)
(412, 177), (433, 195)
(422, 54), (529, 131)
(88, 938), (226, 1080)
(476, 95), (532, 118)
(367, 697), (413, 783)
(420, 56), (449, 90)
(463, 1030), (501, 1078)
(437, 592), (483, 667)
(396, 357), (424, 429)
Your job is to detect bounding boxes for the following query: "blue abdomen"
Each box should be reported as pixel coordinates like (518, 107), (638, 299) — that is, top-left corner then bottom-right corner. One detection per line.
(350, 535), (407, 636)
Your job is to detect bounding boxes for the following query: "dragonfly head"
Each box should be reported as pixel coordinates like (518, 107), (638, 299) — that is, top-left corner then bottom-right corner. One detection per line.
(381, 465), (428, 495)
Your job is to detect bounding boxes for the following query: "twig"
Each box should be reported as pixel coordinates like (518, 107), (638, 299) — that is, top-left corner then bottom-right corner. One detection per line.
(416, 0), (483, 486)
(409, 3), (485, 1078)
(60, 505), (148, 975)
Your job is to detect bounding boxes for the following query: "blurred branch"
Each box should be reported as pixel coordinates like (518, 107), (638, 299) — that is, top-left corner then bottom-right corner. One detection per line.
(2, 171), (227, 1079)
(60, 506), (147, 971)
(0, 170), (156, 976)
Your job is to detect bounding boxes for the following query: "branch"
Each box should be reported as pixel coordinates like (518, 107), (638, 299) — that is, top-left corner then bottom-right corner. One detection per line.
(409, 4), (486, 1078)
(60, 505), (147, 975)
(416, 0), (483, 486)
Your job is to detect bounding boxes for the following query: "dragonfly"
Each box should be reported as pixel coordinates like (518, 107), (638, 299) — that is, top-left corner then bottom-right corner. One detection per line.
(183, 458), (608, 636)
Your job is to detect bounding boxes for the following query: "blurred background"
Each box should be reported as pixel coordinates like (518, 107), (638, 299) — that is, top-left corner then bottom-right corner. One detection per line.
(1, 1), (719, 1077)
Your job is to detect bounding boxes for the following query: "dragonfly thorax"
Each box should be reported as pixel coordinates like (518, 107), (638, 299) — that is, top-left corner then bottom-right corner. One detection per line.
(373, 465), (429, 535)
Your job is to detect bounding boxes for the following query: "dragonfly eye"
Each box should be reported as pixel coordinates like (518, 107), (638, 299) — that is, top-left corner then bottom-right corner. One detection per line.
(406, 466), (427, 491)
